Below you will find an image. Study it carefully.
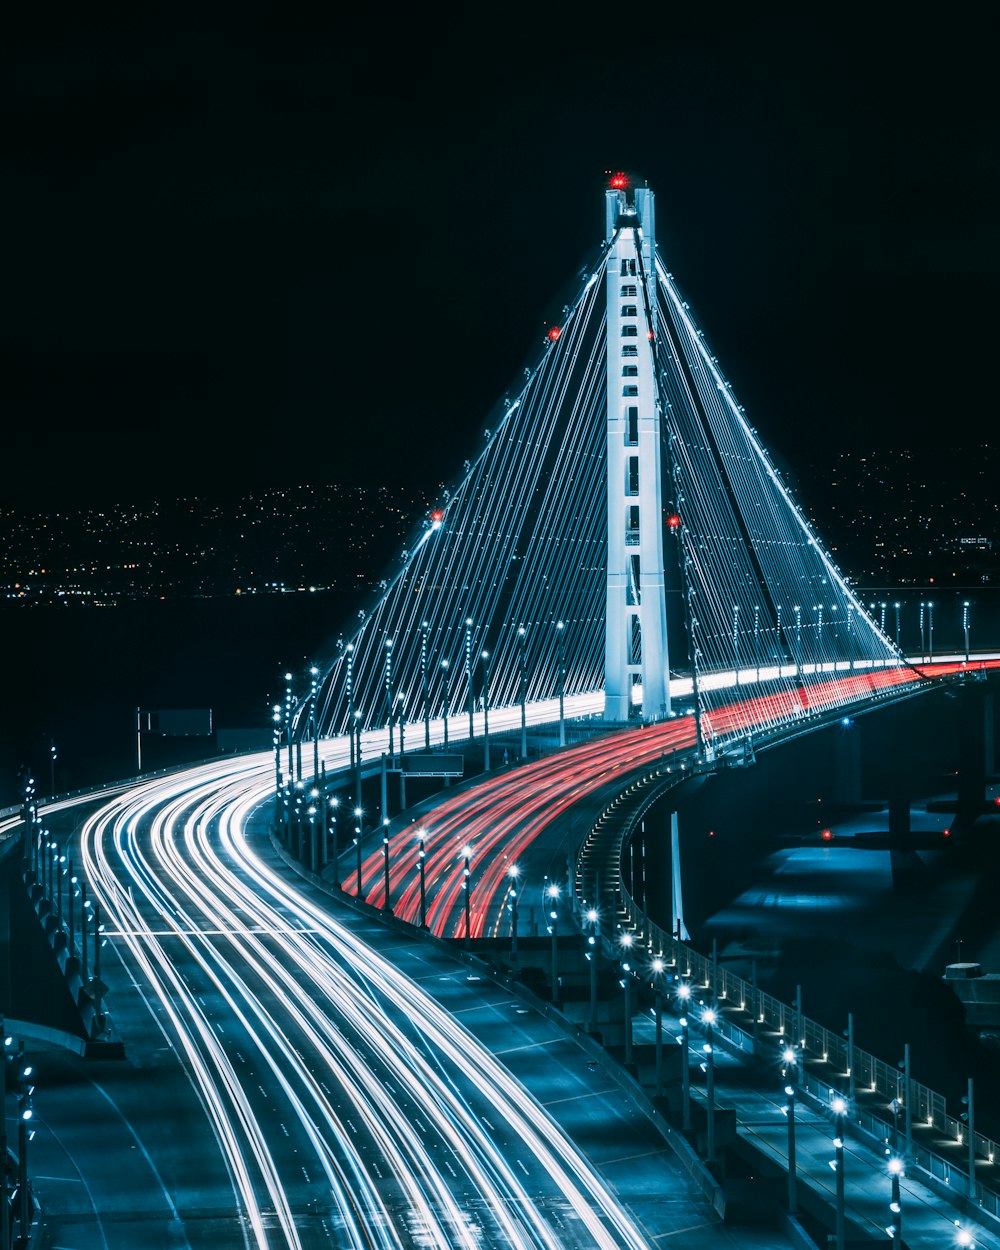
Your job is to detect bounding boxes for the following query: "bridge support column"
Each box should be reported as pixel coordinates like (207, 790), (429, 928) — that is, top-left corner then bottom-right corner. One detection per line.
(833, 722), (862, 807)
(957, 683), (990, 810)
(670, 812), (690, 942)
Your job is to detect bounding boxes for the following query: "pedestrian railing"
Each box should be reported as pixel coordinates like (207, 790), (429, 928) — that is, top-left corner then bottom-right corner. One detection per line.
(602, 885), (1000, 1218)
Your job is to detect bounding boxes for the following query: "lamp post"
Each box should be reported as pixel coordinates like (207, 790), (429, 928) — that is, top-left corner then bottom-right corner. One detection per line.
(652, 956), (665, 1096)
(894, 601), (901, 645)
(481, 649), (491, 771)
(354, 806), (363, 899)
(16, 1055), (32, 1245)
(284, 670), (294, 781)
(417, 828), (427, 928)
(556, 620), (566, 747)
(887, 1156), (903, 1241)
(421, 620), (431, 749)
(927, 599), (935, 661)
(384, 638), (395, 764)
(619, 933), (634, 1065)
(831, 1094), (847, 1250)
(963, 600), (971, 663)
(309, 666), (320, 783)
(782, 1045), (798, 1214)
(306, 800), (319, 871)
(1, 1022), (9, 1250)
(329, 797), (340, 886)
(677, 981), (692, 1131)
(919, 602), (927, 661)
(441, 659), (450, 750)
(465, 618), (475, 742)
(462, 845), (473, 949)
(508, 865), (520, 964)
(586, 908), (600, 1033)
(382, 821), (391, 913)
(702, 1007), (717, 1163)
(546, 882), (560, 1002)
(518, 626), (528, 760)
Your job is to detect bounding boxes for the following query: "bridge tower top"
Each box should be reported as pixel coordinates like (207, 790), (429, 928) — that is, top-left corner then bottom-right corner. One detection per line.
(603, 176), (670, 723)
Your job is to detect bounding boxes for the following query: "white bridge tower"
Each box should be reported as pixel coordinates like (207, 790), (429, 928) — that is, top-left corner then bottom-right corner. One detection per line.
(603, 181), (670, 723)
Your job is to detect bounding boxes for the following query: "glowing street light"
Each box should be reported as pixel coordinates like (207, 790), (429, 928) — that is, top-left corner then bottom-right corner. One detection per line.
(586, 908), (600, 1033)
(831, 1094), (848, 1250)
(676, 981), (692, 1131)
(886, 1156), (903, 1241)
(440, 659), (450, 750)
(556, 620), (566, 747)
(517, 626), (528, 760)
(619, 933), (634, 1065)
(382, 819), (392, 913)
(546, 882), (560, 1002)
(481, 649), (491, 770)
(782, 1045), (798, 1213)
(651, 956), (665, 1096)
(354, 806), (364, 898)
(417, 828), (428, 928)
(462, 845), (473, 949)
(702, 1006), (717, 1162)
(508, 864), (520, 963)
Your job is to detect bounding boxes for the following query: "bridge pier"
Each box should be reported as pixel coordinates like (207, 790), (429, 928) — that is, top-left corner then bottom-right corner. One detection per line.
(833, 721), (862, 807)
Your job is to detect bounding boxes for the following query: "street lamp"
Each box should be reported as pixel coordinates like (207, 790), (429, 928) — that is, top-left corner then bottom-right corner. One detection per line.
(619, 933), (634, 1065)
(782, 1045), (798, 1214)
(586, 908), (600, 1033)
(546, 882), (560, 1002)
(481, 649), (491, 771)
(384, 638), (395, 763)
(309, 665), (320, 783)
(963, 600), (971, 663)
(651, 956), (665, 1096)
(676, 981), (692, 1131)
(887, 1156), (903, 1241)
(517, 626), (528, 760)
(329, 797), (340, 887)
(462, 845), (473, 949)
(702, 1006), (717, 1162)
(354, 806), (364, 898)
(508, 864), (520, 964)
(956, 1224), (975, 1247)
(465, 618), (475, 742)
(382, 820), (391, 913)
(421, 621), (431, 749)
(831, 1094), (847, 1250)
(417, 828), (428, 928)
(440, 659), (450, 750)
(556, 620), (566, 747)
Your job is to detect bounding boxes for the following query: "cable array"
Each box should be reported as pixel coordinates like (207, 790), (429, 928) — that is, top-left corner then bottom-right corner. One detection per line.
(310, 228), (918, 748)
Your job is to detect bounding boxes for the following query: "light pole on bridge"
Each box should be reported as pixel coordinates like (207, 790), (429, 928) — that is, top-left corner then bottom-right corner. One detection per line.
(481, 649), (491, 771)
(417, 827), (428, 929)
(465, 618), (474, 743)
(440, 660), (450, 750)
(421, 620), (431, 750)
(462, 844), (473, 949)
(508, 864), (520, 964)
(782, 1045), (798, 1214)
(546, 882), (560, 1003)
(556, 620), (566, 747)
(518, 626), (528, 761)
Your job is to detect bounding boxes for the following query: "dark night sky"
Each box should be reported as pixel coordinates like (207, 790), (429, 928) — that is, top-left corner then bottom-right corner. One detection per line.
(4, 4), (997, 508)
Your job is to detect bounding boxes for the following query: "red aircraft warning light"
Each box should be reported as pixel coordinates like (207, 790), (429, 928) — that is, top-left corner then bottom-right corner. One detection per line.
(667, 513), (681, 531)
(609, 172), (629, 190)
(547, 325), (562, 342)
(821, 829), (833, 842)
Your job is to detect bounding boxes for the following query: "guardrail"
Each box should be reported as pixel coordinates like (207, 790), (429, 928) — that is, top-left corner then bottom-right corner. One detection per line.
(620, 904), (1000, 1217)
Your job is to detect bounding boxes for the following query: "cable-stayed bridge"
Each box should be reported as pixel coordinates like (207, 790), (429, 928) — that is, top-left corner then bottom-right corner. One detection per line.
(312, 174), (923, 759)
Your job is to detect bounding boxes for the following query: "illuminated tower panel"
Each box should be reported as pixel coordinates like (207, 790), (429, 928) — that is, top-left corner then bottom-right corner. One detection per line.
(604, 183), (670, 722)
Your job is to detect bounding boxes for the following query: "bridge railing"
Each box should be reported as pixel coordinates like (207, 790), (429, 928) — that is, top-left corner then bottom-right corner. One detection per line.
(612, 903), (1000, 1216)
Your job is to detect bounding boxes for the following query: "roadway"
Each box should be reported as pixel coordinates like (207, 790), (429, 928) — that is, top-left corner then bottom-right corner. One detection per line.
(3, 655), (996, 1248)
(12, 757), (775, 1249)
